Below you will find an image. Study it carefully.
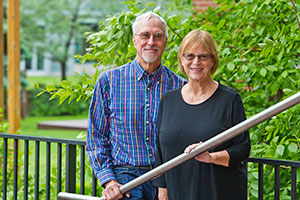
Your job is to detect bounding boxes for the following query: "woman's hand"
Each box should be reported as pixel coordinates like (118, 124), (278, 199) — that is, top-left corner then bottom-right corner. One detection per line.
(158, 187), (168, 200)
(184, 142), (230, 167)
(184, 142), (212, 163)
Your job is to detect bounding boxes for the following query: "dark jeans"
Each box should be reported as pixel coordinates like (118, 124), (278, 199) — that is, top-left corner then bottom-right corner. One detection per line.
(113, 166), (157, 200)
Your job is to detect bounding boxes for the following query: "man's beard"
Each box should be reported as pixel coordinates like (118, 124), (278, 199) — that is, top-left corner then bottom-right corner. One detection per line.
(142, 46), (160, 63)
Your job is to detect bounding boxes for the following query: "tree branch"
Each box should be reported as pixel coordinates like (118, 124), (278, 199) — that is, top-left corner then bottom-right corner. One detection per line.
(290, 0), (300, 31)
(168, 24), (183, 40)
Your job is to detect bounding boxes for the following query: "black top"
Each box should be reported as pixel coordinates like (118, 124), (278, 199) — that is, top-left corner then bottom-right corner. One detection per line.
(153, 84), (251, 200)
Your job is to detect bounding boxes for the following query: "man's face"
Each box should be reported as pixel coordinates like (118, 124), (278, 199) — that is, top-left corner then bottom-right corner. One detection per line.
(133, 18), (167, 66)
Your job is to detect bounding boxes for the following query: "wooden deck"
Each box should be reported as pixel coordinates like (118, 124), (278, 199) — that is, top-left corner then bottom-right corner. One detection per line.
(37, 119), (88, 131)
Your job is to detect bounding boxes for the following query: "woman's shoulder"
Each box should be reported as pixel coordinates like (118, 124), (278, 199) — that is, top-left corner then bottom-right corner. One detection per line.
(162, 88), (182, 101)
(218, 84), (240, 97)
(217, 84), (243, 105)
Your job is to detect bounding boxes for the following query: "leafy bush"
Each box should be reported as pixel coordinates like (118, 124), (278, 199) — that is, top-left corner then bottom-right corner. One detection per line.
(28, 83), (89, 116)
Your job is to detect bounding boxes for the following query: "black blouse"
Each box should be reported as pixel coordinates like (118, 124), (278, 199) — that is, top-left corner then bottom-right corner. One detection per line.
(153, 84), (251, 200)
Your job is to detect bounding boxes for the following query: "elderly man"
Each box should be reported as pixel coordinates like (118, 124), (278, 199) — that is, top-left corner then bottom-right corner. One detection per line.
(86, 12), (186, 200)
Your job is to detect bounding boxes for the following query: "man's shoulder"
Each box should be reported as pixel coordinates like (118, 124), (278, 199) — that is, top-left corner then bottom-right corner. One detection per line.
(99, 61), (134, 79)
(161, 66), (186, 81)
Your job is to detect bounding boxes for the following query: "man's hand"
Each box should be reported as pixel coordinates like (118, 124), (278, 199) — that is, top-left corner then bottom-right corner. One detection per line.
(102, 180), (130, 200)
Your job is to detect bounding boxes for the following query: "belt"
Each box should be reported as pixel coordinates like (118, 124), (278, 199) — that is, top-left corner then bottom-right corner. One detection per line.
(114, 165), (154, 170)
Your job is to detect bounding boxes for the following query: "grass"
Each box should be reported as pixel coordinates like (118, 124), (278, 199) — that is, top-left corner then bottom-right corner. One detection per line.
(20, 114), (87, 140)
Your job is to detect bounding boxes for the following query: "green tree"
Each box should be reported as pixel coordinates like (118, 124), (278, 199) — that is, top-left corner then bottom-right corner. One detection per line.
(20, 0), (128, 80)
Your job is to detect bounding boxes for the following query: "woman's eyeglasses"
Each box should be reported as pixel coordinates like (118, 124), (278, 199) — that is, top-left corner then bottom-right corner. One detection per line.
(183, 53), (211, 61)
(135, 32), (165, 41)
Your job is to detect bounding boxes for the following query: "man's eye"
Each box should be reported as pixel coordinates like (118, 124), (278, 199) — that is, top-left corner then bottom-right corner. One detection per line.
(140, 33), (150, 38)
(154, 33), (163, 38)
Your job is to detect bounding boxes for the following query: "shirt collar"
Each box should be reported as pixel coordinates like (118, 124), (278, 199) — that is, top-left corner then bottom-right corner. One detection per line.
(134, 59), (163, 81)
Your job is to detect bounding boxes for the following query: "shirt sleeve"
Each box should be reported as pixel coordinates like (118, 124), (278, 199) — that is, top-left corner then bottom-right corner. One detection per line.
(153, 98), (167, 188)
(226, 94), (251, 167)
(86, 72), (116, 186)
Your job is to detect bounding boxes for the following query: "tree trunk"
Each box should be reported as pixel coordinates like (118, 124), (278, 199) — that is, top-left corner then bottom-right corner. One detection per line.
(61, 61), (67, 80)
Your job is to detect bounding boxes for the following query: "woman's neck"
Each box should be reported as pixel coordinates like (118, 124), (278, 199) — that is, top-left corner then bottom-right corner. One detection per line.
(181, 79), (218, 105)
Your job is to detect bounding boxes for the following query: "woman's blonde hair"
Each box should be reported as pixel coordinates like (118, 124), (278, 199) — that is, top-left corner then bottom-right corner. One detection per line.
(178, 30), (219, 75)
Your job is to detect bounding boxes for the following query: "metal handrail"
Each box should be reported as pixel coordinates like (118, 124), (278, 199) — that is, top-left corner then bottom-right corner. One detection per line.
(58, 91), (300, 200)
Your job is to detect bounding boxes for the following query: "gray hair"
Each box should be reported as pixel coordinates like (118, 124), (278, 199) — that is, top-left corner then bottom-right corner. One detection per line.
(132, 12), (168, 38)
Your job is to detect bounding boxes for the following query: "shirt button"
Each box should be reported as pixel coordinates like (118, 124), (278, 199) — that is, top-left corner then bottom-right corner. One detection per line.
(146, 104), (150, 107)
(146, 137), (149, 141)
(149, 154), (152, 157)
(147, 87), (150, 91)
(146, 121), (149, 124)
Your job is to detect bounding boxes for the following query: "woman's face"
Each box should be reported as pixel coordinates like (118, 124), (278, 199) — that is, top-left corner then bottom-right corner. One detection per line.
(181, 45), (214, 82)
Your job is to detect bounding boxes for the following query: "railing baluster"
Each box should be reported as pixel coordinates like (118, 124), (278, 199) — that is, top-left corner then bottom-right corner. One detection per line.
(66, 144), (76, 193)
(80, 145), (85, 194)
(57, 143), (62, 194)
(2, 138), (8, 200)
(258, 163), (263, 200)
(24, 140), (29, 200)
(274, 165), (280, 200)
(46, 142), (51, 200)
(13, 139), (18, 200)
(35, 141), (40, 200)
(92, 172), (97, 196)
(291, 167), (296, 200)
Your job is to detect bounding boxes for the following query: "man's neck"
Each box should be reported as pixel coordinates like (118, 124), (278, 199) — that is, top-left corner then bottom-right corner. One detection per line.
(136, 58), (161, 74)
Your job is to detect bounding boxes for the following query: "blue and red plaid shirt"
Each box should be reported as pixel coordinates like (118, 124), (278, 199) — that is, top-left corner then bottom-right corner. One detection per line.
(86, 59), (186, 186)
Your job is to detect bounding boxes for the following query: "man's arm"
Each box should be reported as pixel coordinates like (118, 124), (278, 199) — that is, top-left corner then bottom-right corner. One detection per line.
(86, 73), (116, 186)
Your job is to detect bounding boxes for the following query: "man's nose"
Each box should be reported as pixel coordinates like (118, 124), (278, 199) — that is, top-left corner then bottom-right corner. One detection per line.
(147, 35), (155, 45)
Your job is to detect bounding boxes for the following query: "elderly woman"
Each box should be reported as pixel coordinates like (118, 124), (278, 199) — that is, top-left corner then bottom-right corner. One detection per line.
(153, 30), (251, 200)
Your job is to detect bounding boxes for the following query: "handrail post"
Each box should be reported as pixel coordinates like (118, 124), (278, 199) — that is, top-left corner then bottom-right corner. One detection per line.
(66, 144), (76, 193)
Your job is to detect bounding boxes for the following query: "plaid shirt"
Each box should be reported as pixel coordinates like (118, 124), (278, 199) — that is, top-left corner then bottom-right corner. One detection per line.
(86, 59), (186, 185)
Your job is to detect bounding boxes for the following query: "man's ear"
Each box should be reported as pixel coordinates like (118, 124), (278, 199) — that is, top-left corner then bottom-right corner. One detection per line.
(132, 35), (136, 45)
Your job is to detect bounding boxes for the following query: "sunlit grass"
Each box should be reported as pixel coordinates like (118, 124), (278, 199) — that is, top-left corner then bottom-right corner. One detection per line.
(20, 115), (87, 140)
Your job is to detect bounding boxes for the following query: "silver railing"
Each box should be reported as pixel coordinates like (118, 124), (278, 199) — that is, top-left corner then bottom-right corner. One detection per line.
(58, 91), (300, 200)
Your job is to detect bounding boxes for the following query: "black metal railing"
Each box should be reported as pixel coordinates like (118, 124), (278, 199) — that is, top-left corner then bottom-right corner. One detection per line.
(247, 157), (300, 200)
(1, 133), (300, 200)
(0, 133), (100, 200)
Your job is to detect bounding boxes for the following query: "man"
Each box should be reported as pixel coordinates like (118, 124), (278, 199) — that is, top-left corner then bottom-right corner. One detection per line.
(86, 12), (186, 200)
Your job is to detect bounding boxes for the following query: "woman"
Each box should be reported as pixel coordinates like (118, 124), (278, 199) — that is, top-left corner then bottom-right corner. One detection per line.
(153, 30), (251, 200)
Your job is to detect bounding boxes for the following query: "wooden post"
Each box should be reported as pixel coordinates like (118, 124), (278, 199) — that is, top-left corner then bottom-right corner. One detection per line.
(7, 0), (21, 133)
(0, 0), (4, 122)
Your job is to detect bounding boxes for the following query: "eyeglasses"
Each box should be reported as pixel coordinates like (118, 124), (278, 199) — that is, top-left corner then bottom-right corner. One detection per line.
(135, 32), (165, 41)
(183, 53), (212, 61)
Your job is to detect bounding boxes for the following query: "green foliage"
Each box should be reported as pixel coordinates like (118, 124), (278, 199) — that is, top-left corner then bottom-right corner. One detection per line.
(0, 108), (9, 132)
(29, 83), (89, 116)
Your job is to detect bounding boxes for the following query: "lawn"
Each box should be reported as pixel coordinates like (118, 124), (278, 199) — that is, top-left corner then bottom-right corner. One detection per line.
(20, 115), (87, 140)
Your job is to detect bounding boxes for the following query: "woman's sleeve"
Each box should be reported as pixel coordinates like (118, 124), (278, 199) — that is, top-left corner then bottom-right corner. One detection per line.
(226, 94), (251, 167)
